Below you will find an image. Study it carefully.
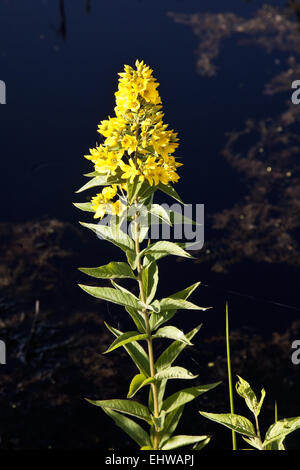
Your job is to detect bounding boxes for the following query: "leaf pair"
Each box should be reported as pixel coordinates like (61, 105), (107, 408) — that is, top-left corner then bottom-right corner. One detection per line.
(200, 376), (300, 450)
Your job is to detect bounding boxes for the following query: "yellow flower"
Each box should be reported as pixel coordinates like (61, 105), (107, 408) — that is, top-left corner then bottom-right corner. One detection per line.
(111, 199), (125, 216)
(94, 150), (123, 175)
(120, 158), (140, 183)
(91, 193), (107, 219)
(121, 135), (138, 155)
(102, 185), (118, 201)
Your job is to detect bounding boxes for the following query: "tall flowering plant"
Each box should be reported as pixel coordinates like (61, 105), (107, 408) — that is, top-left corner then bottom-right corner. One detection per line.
(74, 60), (219, 450)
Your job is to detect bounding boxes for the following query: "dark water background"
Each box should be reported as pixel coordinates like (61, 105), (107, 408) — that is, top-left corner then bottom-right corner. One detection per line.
(1, 0), (298, 329)
(1, 0), (300, 451)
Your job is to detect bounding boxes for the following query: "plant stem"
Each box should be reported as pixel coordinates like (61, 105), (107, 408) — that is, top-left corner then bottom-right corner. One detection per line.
(226, 301), (237, 451)
(134, 210), (160, 450)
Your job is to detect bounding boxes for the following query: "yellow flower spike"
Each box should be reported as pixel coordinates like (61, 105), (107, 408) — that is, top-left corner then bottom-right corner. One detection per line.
(83, 60), (182, 196)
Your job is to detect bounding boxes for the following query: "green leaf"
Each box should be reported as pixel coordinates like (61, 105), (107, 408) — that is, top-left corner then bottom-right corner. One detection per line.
(105, 323), (150, 376)
(140, 241), (193, 264)
(76, 175), (108, 193)
(87, 398), (151, 423)
(193, 436), (211, 450)
(78, 285), (142, 310)
(236, 376), (266, 417)
(159, 406), (184, 446)
(102, 408), (151, 448)
(263, 437), (285, 450)
(242, 436), (264, 450)
(153, 326), (193, 345)
(83, 171), (100, 177)
(158, 183), (184, 204)
(150, 282), (201, 330)
(151, 411), (166, 432)
(155, 324), (202, 372)
(73, 202), (94, 212)
(162, 382), (221, 414)
(155, 366), (198, 382)
(125, 306), (146, 333)
(149, 204), (172, 226)
(200, 412), (257, 438)
(142, 259), (158, 304)
(127, 373), (154, 398)
(159, 297), (208, 312)
(79, 262), (135, 279)
(161, 435), (209, 450)
(127, 178), (146, 205)
(79, 222), (135, 253)
(169, 210), (199, 226)
(104, 329), (148, 354)
(264, 417), (300, 447)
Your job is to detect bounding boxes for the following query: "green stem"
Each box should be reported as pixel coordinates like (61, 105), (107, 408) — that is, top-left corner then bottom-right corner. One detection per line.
(226, 301), (237, 451)
(134, 209), (160, 450)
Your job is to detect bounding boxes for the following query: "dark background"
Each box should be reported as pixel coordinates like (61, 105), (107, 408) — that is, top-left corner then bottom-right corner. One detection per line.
(0, 0), (300, 451)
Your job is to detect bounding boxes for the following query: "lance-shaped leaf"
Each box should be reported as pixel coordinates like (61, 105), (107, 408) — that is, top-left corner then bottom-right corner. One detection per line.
(127, 373), (154, 398)
(140, 240), (193, 265)
(150, 282), (201, 330)
(79, 222), (135, 253)
(155, 366), (197, 382)
(199, 412), (257, 438)
(105, 323), (150, 376)
(86, 398), (151, 423)
(76, 175), (109, 193)
(169, 210), (199, 226)
(142, 259), (158, 304)
(102, 408), (151, 448)
(193, 436), (211, 450)
(83, 171), (100, 177)
(162, 382), (221, 414)
(242, 436), (264, 450)
(149, 204), (172, 226)
(263, 437), (285, 450)
(158, 183), (184, 204)
(125, 307), (146, 333)
(78, 285), (142, 310)
(264, 416), (300, 447)
(161, 435), (209, 450)
(159, 406), (184, 446)
(236, 376), (266, 417)
(153, 326), (193, 345)
(159, 297), (207, 312)
(104, 329), (148, 354)
(79, 262), (135, 279)
(73, 202), (94, 212)
(155, 324), (202, 371)
(76, 174), (122, 193)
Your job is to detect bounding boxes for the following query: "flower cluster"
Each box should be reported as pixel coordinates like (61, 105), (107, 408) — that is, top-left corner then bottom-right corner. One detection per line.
(84, 60), (182, 219)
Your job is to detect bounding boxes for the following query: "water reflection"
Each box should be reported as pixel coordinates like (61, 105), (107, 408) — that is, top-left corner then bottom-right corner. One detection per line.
(57, 0), (66, 41)
(56, 0), (91, 40)
(170, 4), (300, 272)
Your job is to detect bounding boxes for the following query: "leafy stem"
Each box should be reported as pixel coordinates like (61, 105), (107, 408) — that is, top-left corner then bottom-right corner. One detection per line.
(134, 206), (160, 449)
